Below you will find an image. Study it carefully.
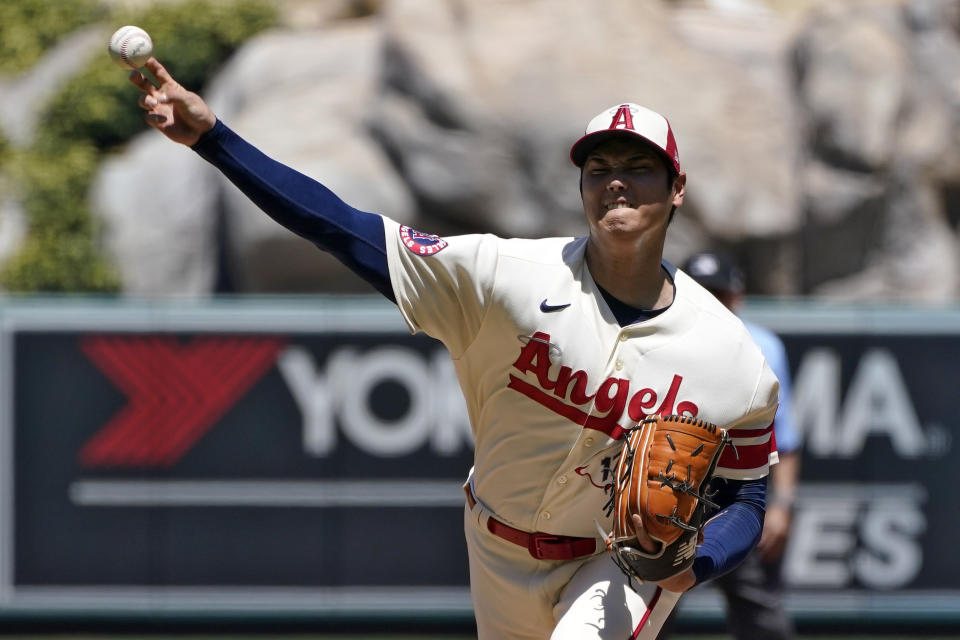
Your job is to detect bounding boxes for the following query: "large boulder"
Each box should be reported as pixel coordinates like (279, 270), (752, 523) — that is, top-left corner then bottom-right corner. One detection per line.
(92, 19), (415, 295)
(792, 0), (960, 299)
(87, 0), (960, 301)
(373, 0), (802, 244)
(203, 22), (415, 292)
(91, 136), (220, 296)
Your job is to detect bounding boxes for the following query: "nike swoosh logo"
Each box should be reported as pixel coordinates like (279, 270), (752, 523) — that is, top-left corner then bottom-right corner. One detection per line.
(540, 299), (571, 313)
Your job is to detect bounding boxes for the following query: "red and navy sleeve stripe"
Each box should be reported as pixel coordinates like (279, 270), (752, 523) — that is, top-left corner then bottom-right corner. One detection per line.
(716, 420), (777, 479)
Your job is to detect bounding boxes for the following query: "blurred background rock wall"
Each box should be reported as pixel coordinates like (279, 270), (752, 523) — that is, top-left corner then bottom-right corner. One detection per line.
(3, 0), (960, 301)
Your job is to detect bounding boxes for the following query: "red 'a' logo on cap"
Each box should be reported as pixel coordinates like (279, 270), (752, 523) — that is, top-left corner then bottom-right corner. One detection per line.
(608, 104), (635, 131)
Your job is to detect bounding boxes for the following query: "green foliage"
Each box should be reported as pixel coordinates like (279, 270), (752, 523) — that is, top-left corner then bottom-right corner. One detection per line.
(0, 229), (120, 293)
(12, 143), (98, 234)
(0, 142), (118, 292)
(40, 0), (277, 150)
(0, 127), (8, 168)
(1, 0), (278, 293)
(37, 66), (147, 151)
(0, 0), (104, 75)
(124, 0), (278, 91)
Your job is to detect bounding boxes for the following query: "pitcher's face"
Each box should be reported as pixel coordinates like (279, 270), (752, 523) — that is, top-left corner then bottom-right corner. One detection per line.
(580, 138), (685, 241)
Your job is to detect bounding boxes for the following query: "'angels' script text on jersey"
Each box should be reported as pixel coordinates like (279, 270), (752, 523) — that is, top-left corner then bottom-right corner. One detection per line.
(510, 331), (699, 437)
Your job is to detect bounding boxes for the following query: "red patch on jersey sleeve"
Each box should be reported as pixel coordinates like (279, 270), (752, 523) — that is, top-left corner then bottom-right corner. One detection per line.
(399, 225), (449, 256)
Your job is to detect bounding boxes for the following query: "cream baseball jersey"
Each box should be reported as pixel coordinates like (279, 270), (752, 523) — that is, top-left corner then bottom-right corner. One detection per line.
(384, 218), (779, 540)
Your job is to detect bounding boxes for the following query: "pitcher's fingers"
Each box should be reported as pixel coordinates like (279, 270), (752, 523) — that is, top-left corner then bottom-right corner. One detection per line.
(138, 94), (160, 111)
(145, 111), (168, 126)
(129, 69), (159, 95)
(144, 57), (176, 86)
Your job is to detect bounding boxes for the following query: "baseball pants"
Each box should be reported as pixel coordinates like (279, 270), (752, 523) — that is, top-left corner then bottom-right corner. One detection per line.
(464, 491), (680, 639)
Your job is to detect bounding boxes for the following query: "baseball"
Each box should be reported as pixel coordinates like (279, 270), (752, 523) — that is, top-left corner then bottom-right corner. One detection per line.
(108, 25), (153, 70)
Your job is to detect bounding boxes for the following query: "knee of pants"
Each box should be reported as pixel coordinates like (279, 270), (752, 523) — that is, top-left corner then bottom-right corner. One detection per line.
(551, 553), (681, 640)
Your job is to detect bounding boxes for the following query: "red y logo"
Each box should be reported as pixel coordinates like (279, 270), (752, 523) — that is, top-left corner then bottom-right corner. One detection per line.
(79, 336), (284, 468)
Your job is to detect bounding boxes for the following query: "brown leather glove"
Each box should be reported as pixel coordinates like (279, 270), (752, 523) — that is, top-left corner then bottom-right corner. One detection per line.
(603, 414), (730, 583)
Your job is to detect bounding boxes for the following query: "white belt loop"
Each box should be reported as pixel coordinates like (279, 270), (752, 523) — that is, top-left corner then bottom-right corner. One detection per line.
(463, 476), (494, 530)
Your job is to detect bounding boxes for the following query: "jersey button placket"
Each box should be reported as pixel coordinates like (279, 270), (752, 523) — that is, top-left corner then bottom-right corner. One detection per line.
(614, 331), (629, 374)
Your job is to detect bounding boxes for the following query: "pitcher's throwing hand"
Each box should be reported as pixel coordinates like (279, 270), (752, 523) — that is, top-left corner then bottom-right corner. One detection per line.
(130, 58), (215, 146)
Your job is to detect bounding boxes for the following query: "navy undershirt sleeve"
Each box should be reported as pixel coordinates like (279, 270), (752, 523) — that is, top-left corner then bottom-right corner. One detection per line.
(191, 120), (395, 301)
(692, 476), (767, 584)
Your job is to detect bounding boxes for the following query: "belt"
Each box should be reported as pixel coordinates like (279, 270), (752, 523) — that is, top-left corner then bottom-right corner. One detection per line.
(464, 483), (597, 561)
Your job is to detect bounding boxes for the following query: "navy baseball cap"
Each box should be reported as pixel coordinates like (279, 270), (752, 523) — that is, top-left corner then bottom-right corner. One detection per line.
(570, 102), (680, 173)
(682, 251), (745, 293)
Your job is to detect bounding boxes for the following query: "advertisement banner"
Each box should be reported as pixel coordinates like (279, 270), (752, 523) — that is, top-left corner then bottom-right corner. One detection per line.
(0, 300), (957, 624)
(680, 305), (959, 624)
(1, 301), (474, 617)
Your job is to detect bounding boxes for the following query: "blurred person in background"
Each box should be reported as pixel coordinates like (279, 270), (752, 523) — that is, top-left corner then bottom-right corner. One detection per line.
(670, 250), (801, 640)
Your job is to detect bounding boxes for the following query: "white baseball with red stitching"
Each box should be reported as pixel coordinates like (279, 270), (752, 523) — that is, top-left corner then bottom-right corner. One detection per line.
(108, 25), (153, 70)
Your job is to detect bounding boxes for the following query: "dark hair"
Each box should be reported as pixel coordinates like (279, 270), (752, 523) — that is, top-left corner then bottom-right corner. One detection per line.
(667, 170), (679, 224)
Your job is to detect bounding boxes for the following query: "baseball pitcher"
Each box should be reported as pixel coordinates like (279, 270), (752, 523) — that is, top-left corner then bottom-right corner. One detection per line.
(130, 58), (779, 639)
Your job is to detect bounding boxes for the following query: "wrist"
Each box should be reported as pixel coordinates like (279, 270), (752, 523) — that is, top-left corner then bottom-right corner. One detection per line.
(190, 118), (225, 151)
(770, 491), (796, 511)
(659, 567), (697, 593)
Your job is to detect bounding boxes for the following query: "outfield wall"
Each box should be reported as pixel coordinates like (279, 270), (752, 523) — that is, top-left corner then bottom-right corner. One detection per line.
(0, 296), (955, 626)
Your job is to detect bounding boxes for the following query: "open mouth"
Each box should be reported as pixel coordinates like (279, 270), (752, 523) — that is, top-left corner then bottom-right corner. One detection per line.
(605, 201), (635, 211)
